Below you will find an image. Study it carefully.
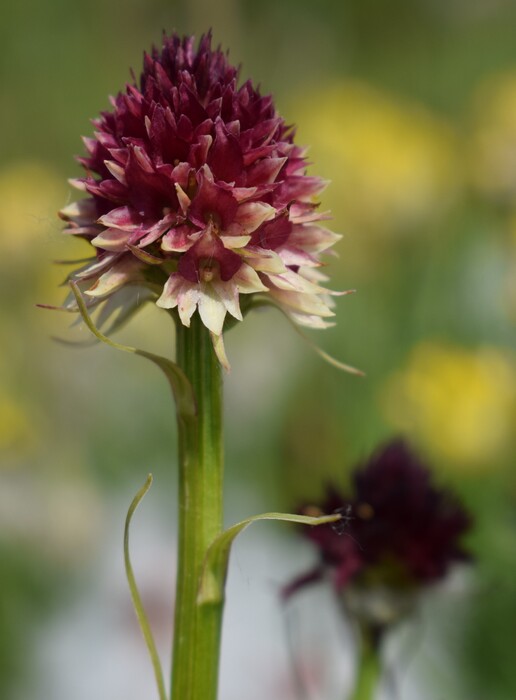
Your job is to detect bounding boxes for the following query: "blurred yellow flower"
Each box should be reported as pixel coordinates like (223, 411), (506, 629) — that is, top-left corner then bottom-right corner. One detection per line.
(289, 81), (461, 236)
(380, 343), (516, 469)
(470, 73), (516, 203)
(0, 160), (66, 257)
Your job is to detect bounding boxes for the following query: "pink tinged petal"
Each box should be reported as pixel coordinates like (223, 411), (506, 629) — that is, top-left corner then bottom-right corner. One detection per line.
(211, 279), (242, 321)
(95, 131), (118, 151)
(276, 246), (320, 267)
(59, 199), (97, 224)
(68, 178), (88, 192)
(197, 288), (227, 335)
(62, 225), (101, 236)
(238, 246), (286, 274)
(91, 228), (131, 252)
(190, 134), (213, 169)
(217, 184), (258, 202)
(99, 180), (127, 204)
(108, 148), (129, 165)
(301, 267), (333, 284)
(246, 157), (287, 186)
(94, 180), (127, 203)
(171, 162), (191, 187)
(267, 269), (330, 294)
(133, 145), (154, 173)
(161, 225), (196, 253)
(156, 273), (184, 310)
(221, 222), (246, 237)
(232, 264), (268, 294)
(137, 214), (178, 247)
(241, 119), (280, 155)
(267, 288), (335, 317)
(104, 160), (127, 185)
(242, 144), (276, 165)
(225, 120), (241, 137)
(289, 202), (332, 224)
(85, 257), (141, 297)
(177, 286), (201, 327)
(277, 175), (328, 203)
(233, 202), (276, 233)
(82, 136), (97, 154)
(289, 225), (342, 254)
(200, 163), (215, 182)
(73, 253), (120, 280)
(219, 234), (251, 249)
(287, 312), (336, 329)
(97, 206), (143, 231)
(175, 183), (191, 215)
(211, 333), (231, 373)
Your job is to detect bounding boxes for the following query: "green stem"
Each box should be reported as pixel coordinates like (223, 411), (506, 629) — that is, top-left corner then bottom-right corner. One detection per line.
(172, 315), (224, 700)
(349, 627), (381, 700)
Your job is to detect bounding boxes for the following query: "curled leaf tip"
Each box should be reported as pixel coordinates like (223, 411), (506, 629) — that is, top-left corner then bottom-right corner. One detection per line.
(124, 473), (166, 700)
(198, 510), (344, 607)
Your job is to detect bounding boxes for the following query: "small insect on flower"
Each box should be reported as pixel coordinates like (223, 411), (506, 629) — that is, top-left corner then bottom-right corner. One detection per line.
(58, 32), (343, 367)
(331, 503), (354, 536)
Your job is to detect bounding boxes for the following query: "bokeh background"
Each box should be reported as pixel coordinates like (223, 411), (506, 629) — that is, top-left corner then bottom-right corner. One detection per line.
(2, 0), (516, 698)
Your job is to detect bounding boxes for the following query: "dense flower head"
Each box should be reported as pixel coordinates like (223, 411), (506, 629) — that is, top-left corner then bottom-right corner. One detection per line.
(286, 440), (471, 600)
(60, 32), (341, 365)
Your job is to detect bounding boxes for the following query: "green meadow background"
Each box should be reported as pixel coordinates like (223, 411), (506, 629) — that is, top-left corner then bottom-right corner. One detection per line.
(1, 0), (516, 698)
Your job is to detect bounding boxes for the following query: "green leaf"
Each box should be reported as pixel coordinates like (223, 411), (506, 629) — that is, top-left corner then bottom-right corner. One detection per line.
(70, 281), (196, 420)
(124, 475), (168, 700)
(198, 511), (342, 606)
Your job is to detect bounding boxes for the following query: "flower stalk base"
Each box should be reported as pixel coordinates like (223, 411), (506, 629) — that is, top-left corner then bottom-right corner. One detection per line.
(172, 315), (224, 700)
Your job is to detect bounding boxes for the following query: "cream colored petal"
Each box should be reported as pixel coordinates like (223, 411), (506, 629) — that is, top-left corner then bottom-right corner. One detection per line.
(91, 228), (131, 252)
(177, 286), (200, 327)
(267, 269), (329, 294)
(234, 202), (276, 233)
(211, 332), (231, 372)
(74, 253), (119, 280)
(59, 199), (97, 224)
(85, 258), (140, 298)
(212, 279), (242, 321)
(198, 288), (227, 335)
(268, 288), (335, 317)
(220, 234), (252, 249)
(232, 264), (268, 294)
(156, 274), (184, 309)
(289, 225), (342, 253)
(238, 246), (286, 274)
(175, 183), (191, 215)
(287, 312), (336, 329)
(104, 160), (127, 185)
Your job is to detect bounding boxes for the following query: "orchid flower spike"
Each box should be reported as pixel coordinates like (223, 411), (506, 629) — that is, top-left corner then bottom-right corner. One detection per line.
(59, 32), (342, 368)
